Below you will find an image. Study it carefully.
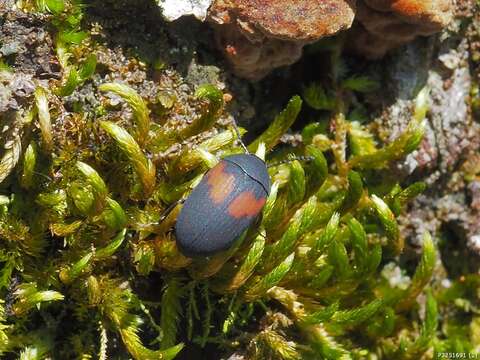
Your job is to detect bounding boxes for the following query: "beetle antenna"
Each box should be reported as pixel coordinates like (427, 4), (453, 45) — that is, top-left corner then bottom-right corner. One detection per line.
(267, 155), (315, 168)
(33, 171), (53, 182)
(231, 117), (249, 154)
(159, 198), (186, 222)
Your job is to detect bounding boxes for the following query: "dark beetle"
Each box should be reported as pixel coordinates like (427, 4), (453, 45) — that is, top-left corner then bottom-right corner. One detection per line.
(175, 154), (271, 257)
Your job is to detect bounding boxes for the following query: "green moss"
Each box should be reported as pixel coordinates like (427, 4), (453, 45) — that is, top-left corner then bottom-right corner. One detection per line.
(0, 2), (478, 359)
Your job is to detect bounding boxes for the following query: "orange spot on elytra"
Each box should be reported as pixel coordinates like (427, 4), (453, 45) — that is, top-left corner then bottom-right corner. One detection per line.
(207, 162), (235, 204)
(228, 192), (266, 219)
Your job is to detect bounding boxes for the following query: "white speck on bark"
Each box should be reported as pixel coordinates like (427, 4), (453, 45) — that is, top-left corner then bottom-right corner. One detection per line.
(471, 235), (480, 252)
(158, 0), (213, 21)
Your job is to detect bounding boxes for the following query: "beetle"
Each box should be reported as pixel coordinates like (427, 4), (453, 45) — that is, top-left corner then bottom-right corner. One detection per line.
(175, 153), (270, 257)
(169, 116), (312, 258)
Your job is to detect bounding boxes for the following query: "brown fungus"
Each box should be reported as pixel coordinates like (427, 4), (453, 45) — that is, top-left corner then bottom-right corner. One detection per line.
(205, 0), (453, 79)
(207, 0), (357, 80)
(350, 0), (453, 59)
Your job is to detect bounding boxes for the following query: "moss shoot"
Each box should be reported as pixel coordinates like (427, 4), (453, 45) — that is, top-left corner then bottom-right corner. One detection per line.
(0, 1), (479, 359)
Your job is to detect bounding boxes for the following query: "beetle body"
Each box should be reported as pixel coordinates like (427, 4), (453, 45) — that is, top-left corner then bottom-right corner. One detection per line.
(175, 154), (271, 257)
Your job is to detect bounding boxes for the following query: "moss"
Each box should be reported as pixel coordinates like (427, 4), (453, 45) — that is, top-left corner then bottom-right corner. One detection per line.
(0, 1), (478, 359)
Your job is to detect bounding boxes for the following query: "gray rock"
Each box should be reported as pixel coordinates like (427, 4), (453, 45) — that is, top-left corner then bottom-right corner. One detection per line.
(372, 31), (480, 256)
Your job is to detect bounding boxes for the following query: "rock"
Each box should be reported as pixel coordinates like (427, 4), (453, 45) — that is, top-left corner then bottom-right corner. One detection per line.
(0, 8), (59, 78)
(368, 16), (480, 257)
(0, 71), (35, 113)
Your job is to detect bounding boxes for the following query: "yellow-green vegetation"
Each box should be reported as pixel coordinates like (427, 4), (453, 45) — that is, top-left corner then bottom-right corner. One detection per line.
(0, 1), (479, 359)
